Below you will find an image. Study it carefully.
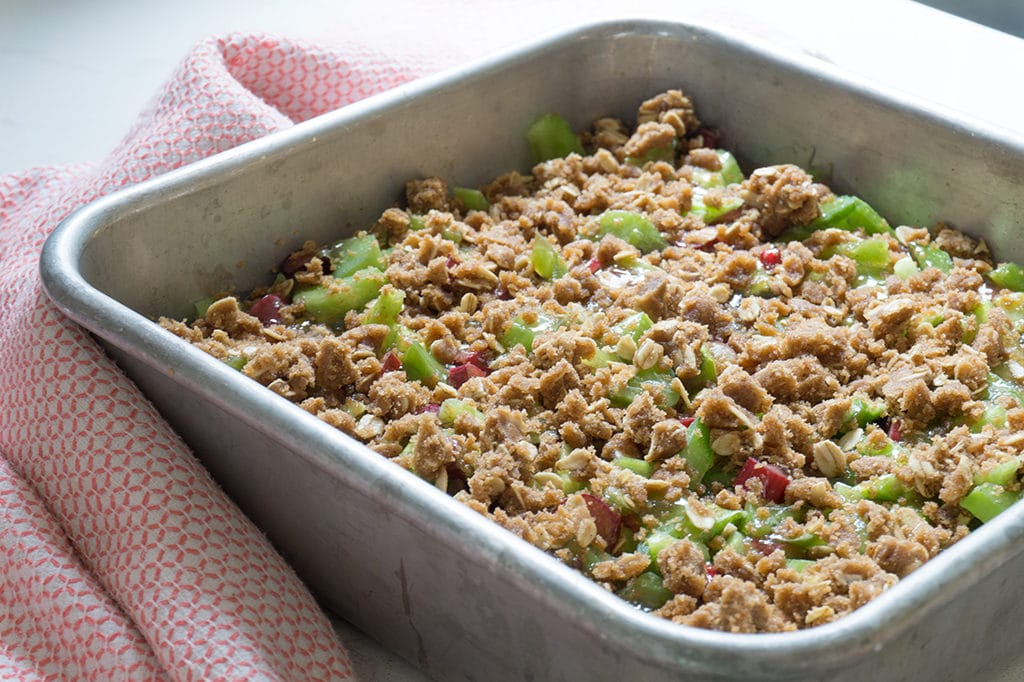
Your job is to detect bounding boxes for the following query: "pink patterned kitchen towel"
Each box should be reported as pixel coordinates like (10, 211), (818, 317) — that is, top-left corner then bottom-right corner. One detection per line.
(0, 34), (442, 681)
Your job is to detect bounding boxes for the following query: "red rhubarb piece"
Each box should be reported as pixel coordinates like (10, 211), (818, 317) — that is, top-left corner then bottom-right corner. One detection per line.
(734, 457), (790, 503)
(249, 294), (283, 326)
(587, 258), (602, 274)
(453, 349), (490, 373)
(381, 350), (402, 373)
(448, 363), (487, 389)
(693, 125), (720, 149)
(679, 417), (695, 428)
(582, 493), (621, 548)
(889, 419), (903, 442)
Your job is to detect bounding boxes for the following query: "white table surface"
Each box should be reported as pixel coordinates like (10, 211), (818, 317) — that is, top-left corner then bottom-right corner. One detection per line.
(4, 1), (1024, 679)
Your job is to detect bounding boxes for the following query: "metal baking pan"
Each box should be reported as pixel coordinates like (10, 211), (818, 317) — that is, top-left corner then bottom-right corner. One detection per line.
(40, 18), (1024, 681)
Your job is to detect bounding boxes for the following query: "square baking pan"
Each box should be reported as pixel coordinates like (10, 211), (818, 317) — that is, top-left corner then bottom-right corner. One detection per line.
(40, 18), (1024, 681)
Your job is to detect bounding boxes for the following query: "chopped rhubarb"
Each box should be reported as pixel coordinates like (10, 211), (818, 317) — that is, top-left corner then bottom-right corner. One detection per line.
(380, 350), (402, 373)
(448, 362), (487, 389)
(582, 493), (621, 548)
(280, 251), (325, 277)
(587, 258), (602, 274)
(679, 417), (695, 427)
(453, 349), (490, 373)
(249, 294), (283, 325)
(697, 237), (719, 252)
(759, 248), (781, 268)
(693, 125), (720, 149)
(415, 403), (441, 415)
(734, 457), (790, 503)
(889, 419), (903, 442)
(749, 537), (785, 557)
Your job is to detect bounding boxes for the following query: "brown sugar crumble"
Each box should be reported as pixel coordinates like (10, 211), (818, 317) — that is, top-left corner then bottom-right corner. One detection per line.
(162, 88), (1024, 633)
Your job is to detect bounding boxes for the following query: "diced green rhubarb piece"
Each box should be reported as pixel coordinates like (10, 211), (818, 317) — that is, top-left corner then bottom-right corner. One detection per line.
(531, 238), (568, 280)
(741, 503), (799, 539)
(441, 223), (463, 244)
(774, 224), (818, 243)
(702, 466), (734, 489)
(535, 469), (588, 494)
(990, 262), (1024, 292)
(993, 292), (1024, 323)
(364, 285), (405, 327)
(690, 194), (744, 224)
(382, 323), (415, 353)
(705, 504), (747, 539)
(581, 347), (618, 369)
(857, 436), (894, 458)
(893, 255), (920, 280)
(222, 355), (247, 371)
(810, 195), (857, 227)
(657, 501), (744, 545)
(322, 234), (386, 279)
(294, 268), (387, 326)
(823, 238), (892, 276)
(613, 457), (655, 478)
(682, 417), (715, 486)
(453, 187), (490, 212)
(581, 546), (614, 573)
(604, 487), (638, 514)
(810, 195), (891, 235)
(526, 113), (584, 163)
(719, 150), (744, 185)
(402, 341), (447, 385)
(193, 296), (216, 320)
(985, 373), (1024, 405)
(612, 312), (653, 344)
(691, 150), (743, 187)
(339, 399), (365, 419)
(559, 471), (587, 494)
(642, 530), (678, 567)
(841, 397), (887, 431)
(975, 458), (1021, 487)
(860, 474), (910, 502)
(597, 210), (667, 253)
(786, 559), (815, 573)
(502, 313), (559, 353)
(610, 368), (680, 409)
(626, 139), (675, 166)
(616, 254), (658, 273)
(745, 269), (774, 297)
(408, 215), (426, 231)
(833, 482), (861, 503)
(439, 398), (483, 426)
(618, 572), (673, 610)
(970, 402), (1007, 433)
(909, 243), (953, 274)
(962, 482), (1021, 523)
(782, 533), (827, 550)
(723, 528), (748, 554)
(684, 345), (717, 395)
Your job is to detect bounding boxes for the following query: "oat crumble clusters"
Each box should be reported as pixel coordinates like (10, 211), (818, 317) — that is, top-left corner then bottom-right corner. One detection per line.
(161, 89), (1024, 633)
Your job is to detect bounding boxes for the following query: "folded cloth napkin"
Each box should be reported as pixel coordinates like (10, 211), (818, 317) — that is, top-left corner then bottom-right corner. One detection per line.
(0, 34), (441, 681)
